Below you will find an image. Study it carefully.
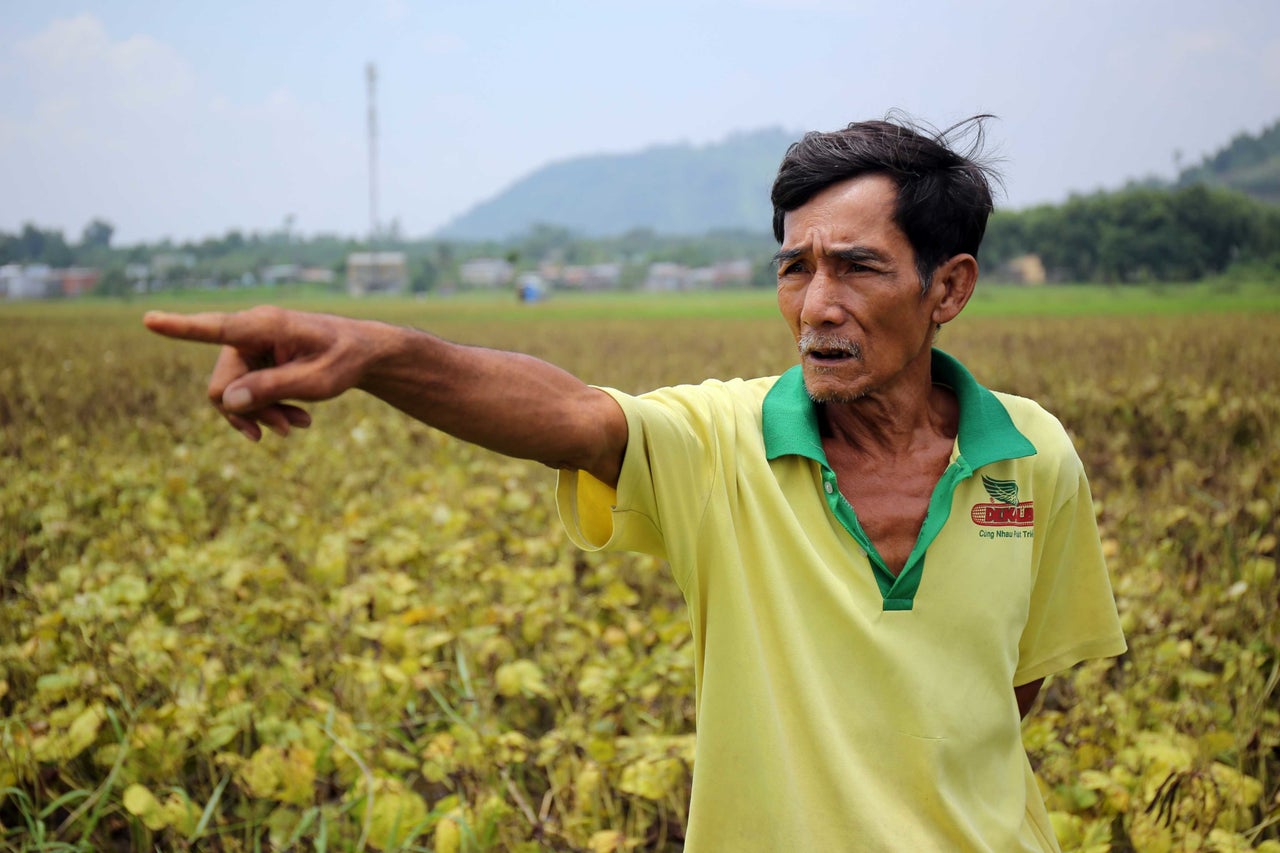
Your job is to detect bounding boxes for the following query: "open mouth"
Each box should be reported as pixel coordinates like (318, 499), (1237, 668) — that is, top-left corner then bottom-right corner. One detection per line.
(799, 333), (861, 363)
(807, 348), (855, 362)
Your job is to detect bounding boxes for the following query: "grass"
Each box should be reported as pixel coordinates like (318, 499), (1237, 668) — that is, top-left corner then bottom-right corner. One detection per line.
(2, 279), (1279, 328)
(3, 293), (1278, 850)
(962, 279), (1280, 316)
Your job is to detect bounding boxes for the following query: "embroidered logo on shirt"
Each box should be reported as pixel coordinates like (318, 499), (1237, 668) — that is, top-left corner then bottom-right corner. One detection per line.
(971, 476), (1034, 527)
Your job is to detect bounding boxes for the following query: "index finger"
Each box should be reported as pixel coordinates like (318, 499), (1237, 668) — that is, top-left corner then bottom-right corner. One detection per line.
(143, 310), (238, 345)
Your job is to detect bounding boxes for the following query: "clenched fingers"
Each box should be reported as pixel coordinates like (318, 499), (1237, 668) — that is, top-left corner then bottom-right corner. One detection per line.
(208, 344), (255, 407)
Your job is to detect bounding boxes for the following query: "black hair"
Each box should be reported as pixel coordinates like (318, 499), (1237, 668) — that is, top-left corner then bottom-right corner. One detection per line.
(770, 113), (1002, 290)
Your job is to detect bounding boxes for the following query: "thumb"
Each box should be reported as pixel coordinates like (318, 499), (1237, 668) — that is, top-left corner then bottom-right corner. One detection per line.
(221, 384), (256, 410)
(220, 357), (344, 413)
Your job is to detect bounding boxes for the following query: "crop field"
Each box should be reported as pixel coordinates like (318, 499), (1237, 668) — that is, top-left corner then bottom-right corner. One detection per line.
(1, 288), (1278, 851)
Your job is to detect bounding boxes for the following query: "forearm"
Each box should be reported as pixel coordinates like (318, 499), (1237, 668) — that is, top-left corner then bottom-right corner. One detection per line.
(143, 306), (626, 484)
(356, 321), (626, 482)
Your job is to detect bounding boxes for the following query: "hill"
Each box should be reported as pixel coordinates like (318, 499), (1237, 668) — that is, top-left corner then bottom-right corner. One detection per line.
(1177, 119), (1280, 204)
(434, 128), (795, 240)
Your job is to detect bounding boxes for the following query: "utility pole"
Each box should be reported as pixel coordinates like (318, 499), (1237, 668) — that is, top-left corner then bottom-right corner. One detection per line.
(367, 62), (379, 243)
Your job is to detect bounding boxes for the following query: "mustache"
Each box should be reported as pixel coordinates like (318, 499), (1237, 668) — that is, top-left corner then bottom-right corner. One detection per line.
(798, 331), (862, 359)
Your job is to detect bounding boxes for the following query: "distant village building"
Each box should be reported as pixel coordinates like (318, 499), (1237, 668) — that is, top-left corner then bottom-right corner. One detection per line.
(996, 254), (1047, 285)
(125, 263), (151, 292)
(537, 261), (564, 283)
(710, 259), (753, 288)
(261, 264), (336, 287)
(298, 267), (336, 284)
(459, 258), (514, 289)
(347, 252), (408, 296)
(151, 253), (196, 285)
(1, 264), (57, 300)
(643, 259), (753, 292)
(558, 263), (622, 291)
(0, 265), (102, 299)
(644, 262), (687, 292)
(688, 267), (717, 289)
(261, 264), (301, 285)
(60, 268), (101, 297)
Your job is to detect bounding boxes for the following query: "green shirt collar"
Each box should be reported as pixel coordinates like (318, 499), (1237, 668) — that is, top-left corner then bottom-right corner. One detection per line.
(762, 349), (1036, 468)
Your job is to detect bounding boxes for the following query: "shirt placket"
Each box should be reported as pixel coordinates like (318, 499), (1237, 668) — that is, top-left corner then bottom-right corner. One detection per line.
(821, 457), (973, 612)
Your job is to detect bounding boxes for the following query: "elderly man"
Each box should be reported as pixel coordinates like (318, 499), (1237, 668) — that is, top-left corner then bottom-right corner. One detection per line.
(146, 116), (1126, 851)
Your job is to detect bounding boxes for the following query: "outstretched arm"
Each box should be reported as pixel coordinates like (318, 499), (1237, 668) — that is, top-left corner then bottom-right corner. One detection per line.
(143, 306), (628, 487)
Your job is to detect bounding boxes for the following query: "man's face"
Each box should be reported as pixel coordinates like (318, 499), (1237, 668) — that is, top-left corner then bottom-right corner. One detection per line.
(775, 173), (942, 404)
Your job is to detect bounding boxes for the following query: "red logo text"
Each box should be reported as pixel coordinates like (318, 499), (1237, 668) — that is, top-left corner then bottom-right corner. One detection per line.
(970, 502), (1035, 527)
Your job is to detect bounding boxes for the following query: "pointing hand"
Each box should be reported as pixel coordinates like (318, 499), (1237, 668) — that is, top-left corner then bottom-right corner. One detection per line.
(143, 306), (374, 441)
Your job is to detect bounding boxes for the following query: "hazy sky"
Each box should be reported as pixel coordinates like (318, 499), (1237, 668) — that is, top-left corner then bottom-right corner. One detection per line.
(3, 1), (1277, 244)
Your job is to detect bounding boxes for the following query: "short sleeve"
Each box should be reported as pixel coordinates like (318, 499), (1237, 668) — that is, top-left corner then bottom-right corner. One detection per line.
(556, 384), (722, 586)
(1015, 463), (1127, 685)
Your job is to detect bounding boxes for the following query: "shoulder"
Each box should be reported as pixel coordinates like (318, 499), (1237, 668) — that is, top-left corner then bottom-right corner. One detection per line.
(621, 375), (780, 421)
(640, 375), (780, 402)
(594, 376), (780, 458)
(990, 390), (1092, 511)
(991, 390), (1081, 463)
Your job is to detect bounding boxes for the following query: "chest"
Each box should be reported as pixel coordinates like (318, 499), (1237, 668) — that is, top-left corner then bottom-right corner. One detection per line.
(825, 443), (953, 576)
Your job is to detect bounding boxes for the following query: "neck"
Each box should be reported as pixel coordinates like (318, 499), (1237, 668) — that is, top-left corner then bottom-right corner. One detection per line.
(820, 363), (958, 459)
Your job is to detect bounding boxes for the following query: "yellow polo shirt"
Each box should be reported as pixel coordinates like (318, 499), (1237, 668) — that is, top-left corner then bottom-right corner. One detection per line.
(557, 350), (1126, 851)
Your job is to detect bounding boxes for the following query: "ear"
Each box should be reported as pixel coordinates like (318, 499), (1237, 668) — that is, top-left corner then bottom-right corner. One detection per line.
(929, 253), (978, 325)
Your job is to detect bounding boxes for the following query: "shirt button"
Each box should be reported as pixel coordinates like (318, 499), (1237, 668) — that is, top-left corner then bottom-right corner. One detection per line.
(824, 482), (834, 494)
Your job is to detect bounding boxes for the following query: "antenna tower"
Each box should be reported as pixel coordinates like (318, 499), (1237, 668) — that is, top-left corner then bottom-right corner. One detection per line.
(366, 62), (379, 242)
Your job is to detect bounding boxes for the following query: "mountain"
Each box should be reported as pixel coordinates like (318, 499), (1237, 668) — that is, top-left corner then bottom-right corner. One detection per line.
(434, 128), (796, 240)
(1177, 119), (1280, 204)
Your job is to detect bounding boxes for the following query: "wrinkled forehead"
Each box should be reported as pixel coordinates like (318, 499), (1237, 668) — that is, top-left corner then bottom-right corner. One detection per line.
(779, 174), (906, 251)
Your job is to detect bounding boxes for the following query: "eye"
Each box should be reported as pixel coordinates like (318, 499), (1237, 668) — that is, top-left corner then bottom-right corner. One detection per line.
(778, 261), (807, 277)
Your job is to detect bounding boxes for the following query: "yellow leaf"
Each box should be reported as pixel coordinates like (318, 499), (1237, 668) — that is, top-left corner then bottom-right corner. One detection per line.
(380, 663), (409, 685)
(309, 532), (348, 586)
(576, 764), (602, 812)
(364, 786), (428, 850)
(433, 816), (461, 853)
(589, 830), (630, 852)
(123, 784), (169, 831)
(1135, 732), (1195, 778)
(495, 659), (550, 698)
(35, 671), (80, 701)
(421, 630), (455, 651)
(1199, 730), (1236, 759)
(238, 745), (284, 799)
(278, 745), (317, 806)
(1209, 762), (1263, 807)
(1246, 556), (1275, 585)
(64, 704), (104, 760)
(162, 794), (198, 836)
(577, 665), (613, 700)
(617, 757), (683, 802)
(601, 580), (639, 609)
(1048, 812), (1082, 848)
(400, 604), (441, 625)
(199, 724), (239, 752)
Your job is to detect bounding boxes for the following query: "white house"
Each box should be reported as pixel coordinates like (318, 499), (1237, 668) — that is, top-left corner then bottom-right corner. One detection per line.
(1, 264), (57, 300)
(347, 252), (408, 296)
(459, 258), (514, 288)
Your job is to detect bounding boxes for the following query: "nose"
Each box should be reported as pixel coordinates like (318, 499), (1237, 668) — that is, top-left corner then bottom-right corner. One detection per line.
(799, 269), (846, 329)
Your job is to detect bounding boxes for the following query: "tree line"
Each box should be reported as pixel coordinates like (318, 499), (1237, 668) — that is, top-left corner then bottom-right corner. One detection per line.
(3, 183), (1278, 294)
(982, 183), (1280, 283)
